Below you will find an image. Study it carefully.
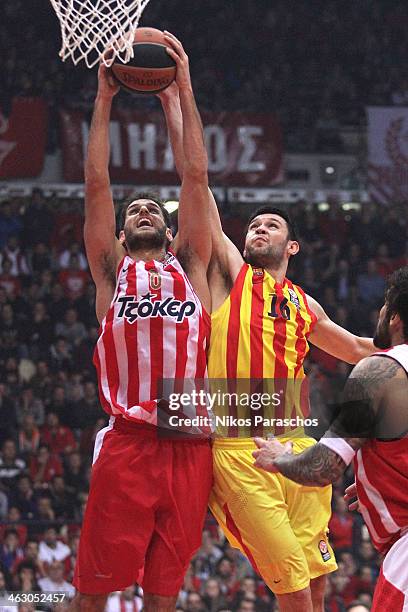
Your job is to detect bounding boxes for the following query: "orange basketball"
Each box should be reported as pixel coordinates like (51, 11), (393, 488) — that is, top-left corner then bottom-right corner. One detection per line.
(110, 27), (176, 94)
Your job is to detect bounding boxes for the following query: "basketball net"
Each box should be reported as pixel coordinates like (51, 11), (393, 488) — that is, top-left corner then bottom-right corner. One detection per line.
(49, 0), (151, 68)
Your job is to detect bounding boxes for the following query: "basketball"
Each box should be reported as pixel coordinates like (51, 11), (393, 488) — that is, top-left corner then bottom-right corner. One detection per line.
(110, 27), (176, 94)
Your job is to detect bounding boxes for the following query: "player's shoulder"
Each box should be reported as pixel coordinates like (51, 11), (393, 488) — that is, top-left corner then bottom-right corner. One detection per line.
(350, 353), (405, 380)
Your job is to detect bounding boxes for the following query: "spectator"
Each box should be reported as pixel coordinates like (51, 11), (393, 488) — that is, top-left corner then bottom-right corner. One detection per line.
(0, 506), (27, 547)
(58, 242), (87, 271)
(22, 189), (53, 249)
(185, 592), (207, 612)
(41, 412), (76, 456)
(74, 283), (98, 327)
(30, 242), (52, 275)
(202, 577), (228, 612)
(38, 560), (75, 598)
(329, 493), (354, 553)
(0, 202), (23, 249)
(357, 260), (386, 305)
(55, 307), (88, 348)
(15, 386), (45, 427)
(345, 603), (370, 612)
(49, 337), (73, 374)
(69, 380), (101, 429)
(64, 452), (88, 495)
(17, 414), (40, 458)
(30, 361), (53, 402)
(1, 235), (30, 277)
(9, 475), (36, 519)
(0, 529), (24, 572)
(50, 475), (76, 519)
(0, 383), (18, 444)
(46, 386), (70, 424)
(33, 496), (55, 526)
(58, 254), (90, 301)
(0, 439), (26, 493)
(0, 258), (22, 298)
(0, 489), (8, 519)
(105, 585), (144, 612)
(38, 527), (71, 565)
(0, 569), (11, 603)
(27, 301), (54, 360)
(29, 444), (63, 486)
(13, 560), (40, 593)
(48, 283), (68, 323)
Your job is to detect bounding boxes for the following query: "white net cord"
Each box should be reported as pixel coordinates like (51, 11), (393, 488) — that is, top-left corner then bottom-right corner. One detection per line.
(49, 0), (152, 69)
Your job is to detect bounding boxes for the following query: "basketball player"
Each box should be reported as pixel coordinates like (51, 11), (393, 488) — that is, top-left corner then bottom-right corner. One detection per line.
(70, 33), (213, 612)
(159, 80), (375, 611)
(253, 267), (408, 612)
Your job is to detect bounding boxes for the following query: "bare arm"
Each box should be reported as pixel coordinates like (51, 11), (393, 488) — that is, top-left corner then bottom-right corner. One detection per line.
(84, 65), (124, 322)
(163, 32), (212, 270)
(307, 295), (375, 363)
(157, 65), (242, 304)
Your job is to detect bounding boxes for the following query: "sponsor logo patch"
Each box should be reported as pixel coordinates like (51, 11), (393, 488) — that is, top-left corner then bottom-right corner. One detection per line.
(318, 539), (332, 562)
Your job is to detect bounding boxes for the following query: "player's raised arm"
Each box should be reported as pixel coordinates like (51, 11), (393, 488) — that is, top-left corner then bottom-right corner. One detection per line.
(157, 41), (242, 288)
(162, 32), (212, 267)
(307, 295), (376, 363)
(84, 64), (124, 321)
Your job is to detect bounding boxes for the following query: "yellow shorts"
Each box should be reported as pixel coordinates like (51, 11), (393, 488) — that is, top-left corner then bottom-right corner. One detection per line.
(209, 435), (337, 595)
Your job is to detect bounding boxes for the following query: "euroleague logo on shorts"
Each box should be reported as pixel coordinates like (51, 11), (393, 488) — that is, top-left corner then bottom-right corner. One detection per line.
(318, 539), (332, 562)
(116, 293), (196, 323)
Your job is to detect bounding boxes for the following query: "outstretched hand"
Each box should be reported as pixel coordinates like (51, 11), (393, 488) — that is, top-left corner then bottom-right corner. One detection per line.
(252, 437), (293, 472)
(344, 482), (361, 512)
(97, 62), (120, 99)
(163, 31), (192, 91)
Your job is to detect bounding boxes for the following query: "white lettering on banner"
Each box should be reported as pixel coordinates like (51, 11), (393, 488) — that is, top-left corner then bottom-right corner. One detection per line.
(74, 115), (281, 181)
(237, 126), (265, 172)
(162, 138), (175, 171)
(127, 123), (156, 169)
(81, 121), (89, 162)
(110, 122), (122, 167)
(204, 125), (228, 172)
(81, 120), (123, 167)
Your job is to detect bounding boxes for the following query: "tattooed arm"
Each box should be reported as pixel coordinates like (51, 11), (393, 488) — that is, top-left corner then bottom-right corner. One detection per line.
(253, 355), (405, 486)
(253, 436), (364, 486)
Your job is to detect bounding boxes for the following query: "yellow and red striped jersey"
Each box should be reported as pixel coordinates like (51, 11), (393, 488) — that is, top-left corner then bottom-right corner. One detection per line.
(208, 263), (317, 437)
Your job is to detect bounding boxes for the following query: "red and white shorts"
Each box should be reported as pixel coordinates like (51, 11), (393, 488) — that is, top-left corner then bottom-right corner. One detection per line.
(73, 417), (213, 596)
(372, 531), (408, 612)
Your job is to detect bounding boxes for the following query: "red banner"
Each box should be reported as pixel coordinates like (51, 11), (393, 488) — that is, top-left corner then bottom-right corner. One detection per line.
(0, 98), (48, 179)
(60, 107), (283, 186)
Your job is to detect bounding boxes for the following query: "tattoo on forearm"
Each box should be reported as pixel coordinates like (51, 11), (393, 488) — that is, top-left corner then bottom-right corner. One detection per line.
(274, 444), (346, 487)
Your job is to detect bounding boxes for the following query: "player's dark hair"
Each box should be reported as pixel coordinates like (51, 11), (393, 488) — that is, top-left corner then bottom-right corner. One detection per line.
(385, 266), (408, 340)
(246, 206), (298, 241)
(118, 192), (171, 231)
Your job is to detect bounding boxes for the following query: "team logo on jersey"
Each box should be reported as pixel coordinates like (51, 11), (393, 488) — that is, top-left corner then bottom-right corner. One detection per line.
(149, 270), (161, 290)
(252, 268), (264, 284)
(288, 288), (301, 310)
(161, 252), (176, 269)
(116, 293), (196, 323)
(318, 539), (331, 562)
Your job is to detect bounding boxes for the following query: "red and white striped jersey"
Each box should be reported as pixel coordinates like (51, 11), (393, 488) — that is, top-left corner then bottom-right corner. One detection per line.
(354, 344), (408, 554)
(93, 251), (210, 426)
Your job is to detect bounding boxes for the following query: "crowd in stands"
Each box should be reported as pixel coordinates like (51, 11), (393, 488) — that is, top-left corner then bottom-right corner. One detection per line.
(1, 0), (408, 152)
(0, 188), (406, 610)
